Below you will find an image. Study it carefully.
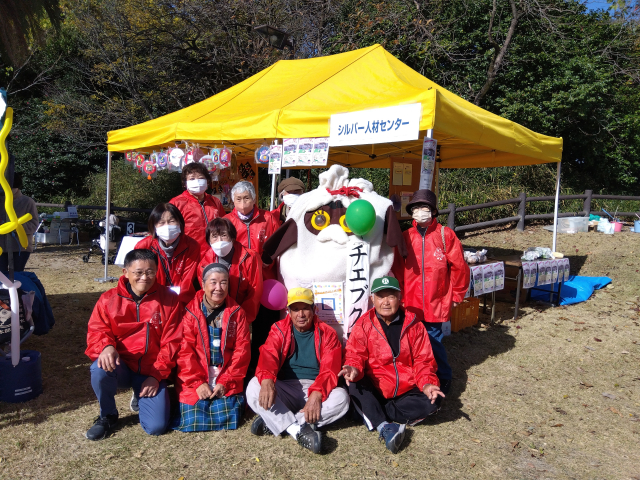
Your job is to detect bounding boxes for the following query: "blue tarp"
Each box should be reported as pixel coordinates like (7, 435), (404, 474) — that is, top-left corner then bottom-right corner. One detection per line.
(14, 271), (55, 335)
(530, 275), (612, 305)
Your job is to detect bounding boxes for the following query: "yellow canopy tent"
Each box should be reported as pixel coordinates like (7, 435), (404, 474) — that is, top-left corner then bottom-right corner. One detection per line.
(99, 44), (564, 281)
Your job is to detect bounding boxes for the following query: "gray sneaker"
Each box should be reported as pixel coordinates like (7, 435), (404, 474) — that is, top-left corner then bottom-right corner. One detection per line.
(130, 392), (139, 413)
(250, 416), (273, 436)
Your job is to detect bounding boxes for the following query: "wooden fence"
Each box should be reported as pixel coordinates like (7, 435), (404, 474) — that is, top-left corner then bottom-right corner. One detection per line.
(37, 189), (640, 234)
(438, 190), (640, 233)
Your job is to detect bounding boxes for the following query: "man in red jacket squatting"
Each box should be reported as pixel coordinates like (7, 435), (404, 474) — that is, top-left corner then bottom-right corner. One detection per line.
(340, 276), (443, 454)
(246, 288), (350, 454)
(84, 249), (182, 440)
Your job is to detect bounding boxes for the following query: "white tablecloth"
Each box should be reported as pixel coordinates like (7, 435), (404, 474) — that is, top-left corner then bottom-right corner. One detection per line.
(114, 235), (146, 266)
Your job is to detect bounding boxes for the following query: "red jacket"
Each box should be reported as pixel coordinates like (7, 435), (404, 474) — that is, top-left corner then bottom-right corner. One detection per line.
(225, 206), (278, 280)
(269, 202), (286, 228)
(256, 315), (342, 401)
(175, 291), (250, 405)
(85, 277), (182, 381)
(197, 241), (263, 322)
(170, 191), (226, 252)
(135, 234), (200, 305)
(344, 308), (439, 399)
(392, 219), (470, 323)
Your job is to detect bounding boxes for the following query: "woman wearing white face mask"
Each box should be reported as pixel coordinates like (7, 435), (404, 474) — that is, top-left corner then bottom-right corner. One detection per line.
(391, 189), (470, 407)
(135, 203), (201, 305)
(170, 163), (226, 253)
(197, 218), (263, 323)
(270, 177), (306, 227)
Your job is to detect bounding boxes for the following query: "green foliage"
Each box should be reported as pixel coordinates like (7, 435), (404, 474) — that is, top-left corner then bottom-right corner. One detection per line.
(81, 159), (183, 219)
(7, 98), (102, 201)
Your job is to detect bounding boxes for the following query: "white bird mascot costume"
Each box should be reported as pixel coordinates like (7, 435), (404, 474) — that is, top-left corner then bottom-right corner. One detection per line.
(263, 165), (406, 341)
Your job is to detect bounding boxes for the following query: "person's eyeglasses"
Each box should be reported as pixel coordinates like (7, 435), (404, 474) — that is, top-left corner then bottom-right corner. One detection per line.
(412, 206), (431, 213)
(130, 270), (156, 279)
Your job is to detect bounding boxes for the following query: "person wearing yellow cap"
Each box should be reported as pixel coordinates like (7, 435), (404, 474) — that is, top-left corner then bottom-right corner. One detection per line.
(245, 287), (349, 454)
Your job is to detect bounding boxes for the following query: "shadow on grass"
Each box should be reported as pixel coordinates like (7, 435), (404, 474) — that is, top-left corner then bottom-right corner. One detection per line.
(0, 292), (103, 428)
(426, 321), (517, 425)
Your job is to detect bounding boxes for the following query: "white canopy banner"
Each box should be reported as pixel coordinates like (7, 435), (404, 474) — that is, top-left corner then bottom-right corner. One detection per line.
(329, 103), (422, 147)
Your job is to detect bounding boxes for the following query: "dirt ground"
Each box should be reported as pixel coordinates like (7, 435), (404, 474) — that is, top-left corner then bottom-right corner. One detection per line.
(0, 225), (639, 480)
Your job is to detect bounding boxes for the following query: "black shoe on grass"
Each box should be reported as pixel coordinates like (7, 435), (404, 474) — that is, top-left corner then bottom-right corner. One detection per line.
(250, 416), (273, 436)
(85, 414), (118, 441)
(296, 423), (322, 454)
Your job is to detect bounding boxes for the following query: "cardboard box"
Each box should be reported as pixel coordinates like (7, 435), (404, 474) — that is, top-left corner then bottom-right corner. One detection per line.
(450, 297), (480, 332)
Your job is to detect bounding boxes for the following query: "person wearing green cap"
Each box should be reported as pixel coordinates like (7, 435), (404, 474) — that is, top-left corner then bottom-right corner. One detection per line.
(339, 276), (443, 454)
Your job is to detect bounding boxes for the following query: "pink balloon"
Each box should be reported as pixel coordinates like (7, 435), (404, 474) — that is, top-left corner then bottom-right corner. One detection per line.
(260, 279), (288, 310)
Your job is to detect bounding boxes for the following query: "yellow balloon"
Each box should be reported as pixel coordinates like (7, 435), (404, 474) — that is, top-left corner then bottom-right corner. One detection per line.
(0, 108), (31, 250)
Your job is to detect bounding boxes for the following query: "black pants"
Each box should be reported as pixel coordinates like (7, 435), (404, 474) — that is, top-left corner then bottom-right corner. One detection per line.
(348, 376), (438, 430)
(0, 252), (30, 273)
(247, 305), (280, 379)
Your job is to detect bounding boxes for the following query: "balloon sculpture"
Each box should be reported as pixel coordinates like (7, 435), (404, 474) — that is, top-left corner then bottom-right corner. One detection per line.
(0, 90), (33, 366)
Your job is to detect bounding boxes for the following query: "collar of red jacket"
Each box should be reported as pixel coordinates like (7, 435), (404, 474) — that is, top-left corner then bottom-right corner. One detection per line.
(181, 189), (214, 205)
(232, 205), (260, 222)
(364, 306), (415, 332)
(411, 217), (439, 235)
(116, 275), (159, 300)
(152, 234), (189, 258)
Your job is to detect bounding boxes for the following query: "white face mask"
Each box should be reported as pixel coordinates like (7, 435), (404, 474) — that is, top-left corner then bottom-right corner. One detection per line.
(412, 210), (432, 224)
(211, 240), (233, 257)
(282, 193), (300, 207)
(186, 178), (208, 195)
(156, 224), (181, 243)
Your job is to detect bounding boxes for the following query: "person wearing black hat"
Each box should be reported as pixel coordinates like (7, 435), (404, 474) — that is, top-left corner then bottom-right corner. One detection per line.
(391, 189), (470, 403)
(271, 176), (305, 227)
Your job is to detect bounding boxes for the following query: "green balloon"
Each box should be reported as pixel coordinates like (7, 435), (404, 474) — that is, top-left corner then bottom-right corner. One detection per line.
(345, 199), (376, 236)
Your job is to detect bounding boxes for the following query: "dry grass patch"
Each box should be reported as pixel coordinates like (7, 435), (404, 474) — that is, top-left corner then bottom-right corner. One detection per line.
(1, 226), (639, 479)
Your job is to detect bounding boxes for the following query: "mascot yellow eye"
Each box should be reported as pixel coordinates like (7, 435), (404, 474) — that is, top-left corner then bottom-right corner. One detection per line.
(310, 210), (330, 231)
(339, 215), (352, 233)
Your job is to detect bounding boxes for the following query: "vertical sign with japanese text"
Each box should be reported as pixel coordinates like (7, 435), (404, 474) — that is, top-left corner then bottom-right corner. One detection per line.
(420, 137), (437, 190)
(345, 238), (370, 338)
(329, 103), (422, 147)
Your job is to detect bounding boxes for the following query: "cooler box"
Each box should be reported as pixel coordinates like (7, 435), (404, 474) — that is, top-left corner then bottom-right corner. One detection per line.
(0, 350), (43, 402)
(450, 298), (480, 332)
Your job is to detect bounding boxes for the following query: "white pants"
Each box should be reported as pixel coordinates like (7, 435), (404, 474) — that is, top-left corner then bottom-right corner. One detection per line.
(246, 376), (350, 435)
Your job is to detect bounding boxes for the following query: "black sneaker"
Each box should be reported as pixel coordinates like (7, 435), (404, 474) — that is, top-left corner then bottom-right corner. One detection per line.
(296, 423), (322, 454)
(85, 414), (118, 441)
(130, 392), (139, 413)
(250, 416), (274, 436)
(379, 423), (406, 454)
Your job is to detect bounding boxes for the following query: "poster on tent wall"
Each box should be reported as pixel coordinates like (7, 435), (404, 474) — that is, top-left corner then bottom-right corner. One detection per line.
(282, 138), (298, 167)
(312, 138), (329, 166)
(420, 137), (437, 190)
(297, 139), (313, 166)
(328, 103), (422, 147)
(268, 144), (282, 174)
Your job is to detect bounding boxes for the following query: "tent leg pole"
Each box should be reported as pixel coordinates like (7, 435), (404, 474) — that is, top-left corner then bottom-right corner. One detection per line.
(552, 162), (561, 252)
(96, 151), (115, 283)
(269, 173), (276, 210)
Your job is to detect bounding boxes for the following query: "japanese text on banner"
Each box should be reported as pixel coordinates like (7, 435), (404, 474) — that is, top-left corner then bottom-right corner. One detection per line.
(329, 103), (421, 147)
(345, 238), (370, 338)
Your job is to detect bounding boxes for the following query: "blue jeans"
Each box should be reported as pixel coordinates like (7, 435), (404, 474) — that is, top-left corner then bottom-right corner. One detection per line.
(90, 359), (170, 436)
(423, 322), (452, 382)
